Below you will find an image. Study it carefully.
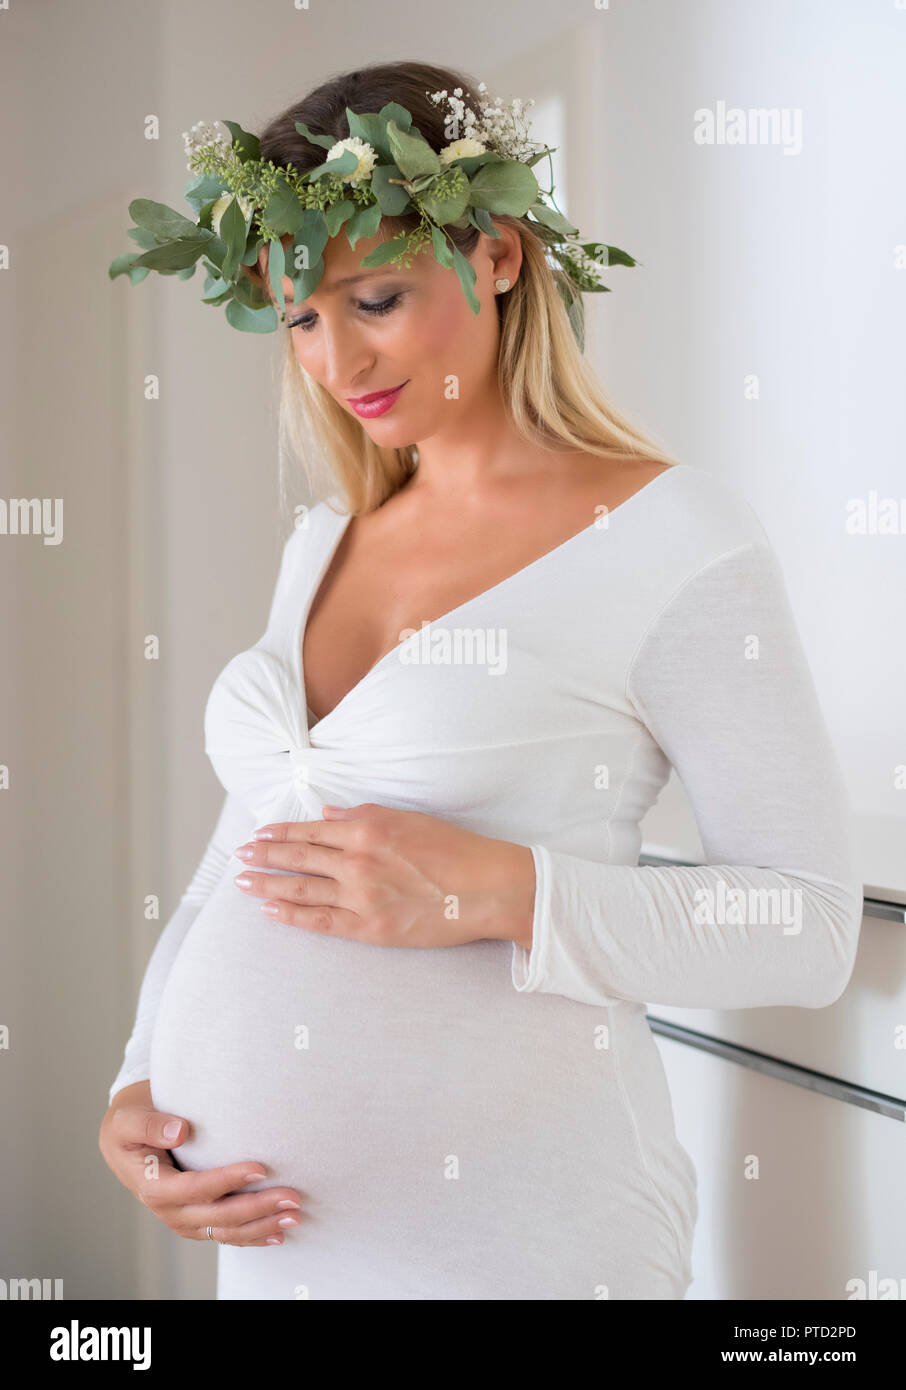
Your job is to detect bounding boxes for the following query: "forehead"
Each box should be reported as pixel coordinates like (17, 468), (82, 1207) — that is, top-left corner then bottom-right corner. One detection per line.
(280, 225), (429, 304)
(317, 225), (416, 282)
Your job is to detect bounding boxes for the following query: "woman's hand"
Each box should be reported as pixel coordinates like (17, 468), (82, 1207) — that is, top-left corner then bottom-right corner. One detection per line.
(98, 1081), (306, 1247)
(232, 803), (536, 950)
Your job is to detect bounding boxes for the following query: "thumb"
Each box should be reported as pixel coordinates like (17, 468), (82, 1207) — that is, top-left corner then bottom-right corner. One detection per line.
(155, 1113), (189, 1148)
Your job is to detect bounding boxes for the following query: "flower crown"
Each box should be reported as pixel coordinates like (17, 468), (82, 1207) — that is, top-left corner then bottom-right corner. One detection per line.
(109, 83), (637, 350)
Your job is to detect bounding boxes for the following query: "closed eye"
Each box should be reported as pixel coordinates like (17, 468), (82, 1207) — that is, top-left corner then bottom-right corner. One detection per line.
(289, 293), (405, 332)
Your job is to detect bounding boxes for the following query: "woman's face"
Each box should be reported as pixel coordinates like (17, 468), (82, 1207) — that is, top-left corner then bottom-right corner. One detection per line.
(269, 223), (521, 447)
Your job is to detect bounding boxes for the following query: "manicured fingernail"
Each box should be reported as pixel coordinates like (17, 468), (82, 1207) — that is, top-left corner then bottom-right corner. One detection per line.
(242, 1172), (265, 1184)
(276, 1200), (301, 1209)
(162, 1120), (182, 1140)
(266, 1236), (283, 1245)
(260, 902), (280, 917)
(234, 874), (252, 888)
(253, 829), (274, 840)
(234, 845), (255, 860)
(277, 1215), (300, 1228)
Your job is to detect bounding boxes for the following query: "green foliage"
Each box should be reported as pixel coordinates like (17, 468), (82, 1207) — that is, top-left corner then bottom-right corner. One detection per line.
(468, 162), (538, 215)
(225, 299), (278, 333)
(109, 101), (637, 344)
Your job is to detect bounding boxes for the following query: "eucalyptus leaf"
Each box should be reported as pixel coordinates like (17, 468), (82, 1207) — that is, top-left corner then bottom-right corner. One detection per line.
(218, 196), (248, 282)
(288, 210), (329, 272)
(289, 255), (325, 303)
(359, 234), (410, 268)
(430, 224), (454, 269)
(406, 175), (436, 194)
(203, 234), (228, 271)
(108, 252), (150, 283)
(323, 200), (355, 237)
(223, 120), (260, 162)
(183, 173), (229, 213)
(202, 273), (230, 302)
(443, 151), (502, 178)
(306, 148), (359, 181)
(468, 161), (538, 215)
(566, 293), (585, 352)
(294, 120), (336, 150)
(129, 198), (207, 242)
(131, 238), (210, 271)
(225, 299), (278, 333)
(345, 108), (392, 163)
(529, 201), (578, 236)
(580, 242), (638, 269)
(232, 273), (270, 308)
(469, 207), (500, 238)
(420, 176), (469, 226)
(176, 264), (197, 280)
(345, 201), (383, 247)
(386, 120), (439, 181)
(126, 226), (160, 250)
(451, 244), (480, 315)
(524, 146), (556, 167)
(196, 197), (220, 231)
(371, 164), (411, 215)
(379, 102), (413, 132)
(267, 236), (286, 313)
(262, 175), (307, 235)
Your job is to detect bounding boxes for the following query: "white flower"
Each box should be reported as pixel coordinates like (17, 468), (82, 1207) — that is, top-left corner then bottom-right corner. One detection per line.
(425, 83), (540, 162)
(326, 136), (378, 186)
(439, 137), (487, 164)
(183, 119), (232, 162)
(210, 192), (255, 236)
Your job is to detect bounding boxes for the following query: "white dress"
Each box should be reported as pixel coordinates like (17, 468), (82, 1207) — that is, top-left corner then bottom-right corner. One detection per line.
(108, 463), (863, 1300)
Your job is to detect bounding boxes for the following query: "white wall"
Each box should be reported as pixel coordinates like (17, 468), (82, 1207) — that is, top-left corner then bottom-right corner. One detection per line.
(3, 0), (902, 1300)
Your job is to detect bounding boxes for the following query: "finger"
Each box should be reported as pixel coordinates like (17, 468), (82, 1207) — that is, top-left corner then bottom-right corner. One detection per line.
(258, 900), (362, 935)
(197, 1207), (304, 1247)
(250, 817), (366, 848)
(184, 1188), (305, 1231)
(145, 1161), (271, 1208)
(233, 836), (342, 877)
(111, 1105), (193, 1151)
(234, 867), (342, 908)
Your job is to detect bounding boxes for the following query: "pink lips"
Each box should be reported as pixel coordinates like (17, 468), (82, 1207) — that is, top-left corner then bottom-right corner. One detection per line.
(347, 380), (409, 418)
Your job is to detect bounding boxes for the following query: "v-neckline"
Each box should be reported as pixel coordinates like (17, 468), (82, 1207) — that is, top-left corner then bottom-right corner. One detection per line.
(294, 463), (683, 735)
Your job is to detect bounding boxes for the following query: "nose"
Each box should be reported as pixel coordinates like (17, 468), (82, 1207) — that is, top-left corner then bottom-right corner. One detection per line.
(315, 310), (375, 395)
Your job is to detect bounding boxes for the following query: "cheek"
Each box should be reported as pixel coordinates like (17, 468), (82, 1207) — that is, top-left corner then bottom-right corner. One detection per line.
(411, 280), (491, 367)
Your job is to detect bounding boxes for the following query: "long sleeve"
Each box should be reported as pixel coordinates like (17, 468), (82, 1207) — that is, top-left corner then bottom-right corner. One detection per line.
(107, 793), (257, 1107)
(511, 538), (864, 1011)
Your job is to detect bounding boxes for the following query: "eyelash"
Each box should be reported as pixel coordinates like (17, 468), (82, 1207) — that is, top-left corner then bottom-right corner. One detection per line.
(289, 293), (404, 333)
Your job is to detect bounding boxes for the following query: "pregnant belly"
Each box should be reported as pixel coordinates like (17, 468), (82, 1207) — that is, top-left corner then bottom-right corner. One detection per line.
(149, 871), (573, 1195)
(149, 871), (697, 1292)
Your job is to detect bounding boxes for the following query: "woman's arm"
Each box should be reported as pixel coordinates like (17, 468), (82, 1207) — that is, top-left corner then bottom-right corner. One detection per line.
(511, 539), (864, 1010)
(107, 790), (257, 1105)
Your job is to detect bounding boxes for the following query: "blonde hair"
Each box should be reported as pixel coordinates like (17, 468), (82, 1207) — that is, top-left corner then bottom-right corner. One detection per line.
(251, 61), (678, 519)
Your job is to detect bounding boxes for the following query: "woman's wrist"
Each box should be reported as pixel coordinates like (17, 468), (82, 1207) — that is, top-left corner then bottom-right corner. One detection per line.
(481, 841), (535, 950)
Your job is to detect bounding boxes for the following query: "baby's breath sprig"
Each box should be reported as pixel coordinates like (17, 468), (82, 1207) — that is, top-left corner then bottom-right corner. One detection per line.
(110, 83), (639, 343)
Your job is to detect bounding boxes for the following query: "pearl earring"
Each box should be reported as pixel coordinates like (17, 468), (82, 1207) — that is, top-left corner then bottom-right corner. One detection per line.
(494, 278), (511, 293)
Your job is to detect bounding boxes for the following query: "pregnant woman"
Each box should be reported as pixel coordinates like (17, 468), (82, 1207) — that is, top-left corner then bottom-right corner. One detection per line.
(99, 61), (863, 1300)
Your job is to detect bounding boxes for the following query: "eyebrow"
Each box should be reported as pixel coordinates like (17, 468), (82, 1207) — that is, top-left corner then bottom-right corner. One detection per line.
(322, 269), (396, 292)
